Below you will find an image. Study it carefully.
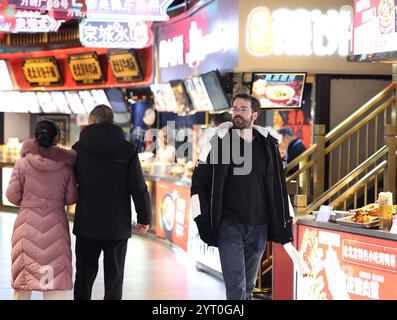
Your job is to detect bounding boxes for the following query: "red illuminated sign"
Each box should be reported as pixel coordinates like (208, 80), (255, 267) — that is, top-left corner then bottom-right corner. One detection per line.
(297, 225), (397, 299)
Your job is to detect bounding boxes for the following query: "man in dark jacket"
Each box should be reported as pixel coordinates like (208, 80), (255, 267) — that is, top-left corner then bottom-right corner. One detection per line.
(190, 93), (294, 300)
(72, 105), (151, 300)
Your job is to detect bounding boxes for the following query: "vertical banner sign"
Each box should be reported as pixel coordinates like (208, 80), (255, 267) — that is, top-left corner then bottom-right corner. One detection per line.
(155, 181), (190, 251)
(108, 49), (143, 82)
(68, 52), (104, 84)
(22, 57), (62, 86)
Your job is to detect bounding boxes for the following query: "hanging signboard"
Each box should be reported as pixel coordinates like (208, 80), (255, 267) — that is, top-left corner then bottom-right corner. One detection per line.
(0, 10), (63, 32)
(68, 52), (104, 85)
(156, 0), (239, 82)
(108, 49), (143, 83)
(85, 0), (173, 21)
(79, 19), (153, 48)
(353, 0), (397, 55)
(12, 0), (72, 12)
(22, 56), (62, 86)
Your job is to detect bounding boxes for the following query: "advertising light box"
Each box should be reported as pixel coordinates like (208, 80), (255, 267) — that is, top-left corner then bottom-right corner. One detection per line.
(251, 72), (306, 109)
(353, 0), (397, 55)
(297, 225), (397, 300)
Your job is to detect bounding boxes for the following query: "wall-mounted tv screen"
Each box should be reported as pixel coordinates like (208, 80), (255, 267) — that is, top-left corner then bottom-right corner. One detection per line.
(150, 83), (178, 112)
(184, 76), (213, 111)
(64, 91), (86, 114)
(251, 72), (306, 109)
(200, 70), (230, 112)
(105, 88), (128, 113)
(169, 79), (192, 114)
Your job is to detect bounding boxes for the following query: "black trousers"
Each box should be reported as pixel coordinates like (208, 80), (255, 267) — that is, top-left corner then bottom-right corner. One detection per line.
(74, 237), (128, 300)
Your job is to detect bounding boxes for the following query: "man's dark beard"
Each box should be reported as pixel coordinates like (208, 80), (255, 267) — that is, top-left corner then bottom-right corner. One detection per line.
(232, 115), (252, 129)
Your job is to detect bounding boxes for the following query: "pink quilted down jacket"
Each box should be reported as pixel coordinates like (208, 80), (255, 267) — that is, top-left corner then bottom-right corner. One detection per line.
(6, 139), (78, 292)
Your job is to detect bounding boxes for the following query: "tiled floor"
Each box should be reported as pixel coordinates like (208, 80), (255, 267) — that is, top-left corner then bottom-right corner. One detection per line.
(0, 212), (226, 300)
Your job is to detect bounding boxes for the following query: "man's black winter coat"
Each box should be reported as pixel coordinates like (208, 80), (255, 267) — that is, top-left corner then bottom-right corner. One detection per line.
(191, 123), (293, 247)
(72, 123), (151, 239)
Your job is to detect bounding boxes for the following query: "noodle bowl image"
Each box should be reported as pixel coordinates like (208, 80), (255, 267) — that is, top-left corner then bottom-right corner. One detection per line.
(265, 85), (295, 104)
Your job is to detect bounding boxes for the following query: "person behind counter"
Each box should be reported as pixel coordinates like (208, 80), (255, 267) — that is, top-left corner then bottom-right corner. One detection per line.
(72, 104), (151, 300)
(6, 120), (78, 300)
(190, 93), (296, 300)
(154, 126), (176, 164)
(278, 127), (306, 175)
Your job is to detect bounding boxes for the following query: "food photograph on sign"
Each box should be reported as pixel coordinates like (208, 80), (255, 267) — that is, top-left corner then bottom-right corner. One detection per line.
(251, 72), (306, 109)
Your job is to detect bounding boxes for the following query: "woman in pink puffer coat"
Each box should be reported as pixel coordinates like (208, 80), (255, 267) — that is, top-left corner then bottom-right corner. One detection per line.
(6, 120), (78, 300)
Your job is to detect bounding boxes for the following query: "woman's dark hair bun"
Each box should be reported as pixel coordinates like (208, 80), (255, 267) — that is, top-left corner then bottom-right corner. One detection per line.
(34, 120), (60, 148)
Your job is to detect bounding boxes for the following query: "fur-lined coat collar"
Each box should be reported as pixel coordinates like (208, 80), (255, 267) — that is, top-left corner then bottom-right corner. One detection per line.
(20, 138), (76, 167)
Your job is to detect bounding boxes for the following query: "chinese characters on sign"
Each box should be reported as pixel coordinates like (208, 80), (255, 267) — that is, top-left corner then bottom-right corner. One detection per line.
(68, 52), (104, 85)
(0, 10), (63, 32)
(22, 57), (62, 86)
(353, 0), (397, 55)
(85, 0), (173, 21)
(297, 226), (397, 300)
(79, 19), (152, 48)
(15, 0), (71, 11)
(108, 49), (142, 82)
(246, 5), (353, 57)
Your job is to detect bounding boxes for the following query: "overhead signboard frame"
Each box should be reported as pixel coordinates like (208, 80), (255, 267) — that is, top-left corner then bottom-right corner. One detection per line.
(108, 49), (143, 83)
(22, 56), (62, 86)
(67, 51), (105, 85)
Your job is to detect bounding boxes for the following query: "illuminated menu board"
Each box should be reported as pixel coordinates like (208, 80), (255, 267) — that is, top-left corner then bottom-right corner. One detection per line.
(51, 91), (72, 114)
(251, 73), (306, 109)
(150, 83), (178, 112)
(90, 89), (111, 106)
(36, 92), (59, 113)
(184, 76), (213, 111)
(0, 60), (14, 90)
(20, 92), (41, 113)
(64, 91), (86, 114)
(78, 90), (97, 113)
(353, 0), (397, 55)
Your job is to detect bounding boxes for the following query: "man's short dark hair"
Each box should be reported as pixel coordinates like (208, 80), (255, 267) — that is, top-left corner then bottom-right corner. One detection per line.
(89, 104), (114, 124)
(278, 127), (295, 137)
(232, 93), (261, 113)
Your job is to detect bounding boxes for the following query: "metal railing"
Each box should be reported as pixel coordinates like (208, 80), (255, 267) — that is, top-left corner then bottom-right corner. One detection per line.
(288, 82), (397, 214)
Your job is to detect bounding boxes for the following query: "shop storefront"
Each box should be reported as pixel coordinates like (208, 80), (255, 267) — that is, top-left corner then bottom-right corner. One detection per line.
(0, 45), (153, 212)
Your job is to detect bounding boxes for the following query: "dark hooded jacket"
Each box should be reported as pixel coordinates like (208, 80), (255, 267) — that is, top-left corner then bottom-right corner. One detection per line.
(72, 123), (151, 239)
